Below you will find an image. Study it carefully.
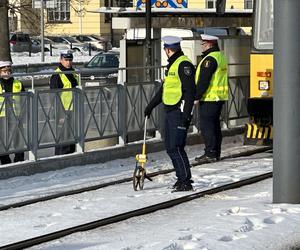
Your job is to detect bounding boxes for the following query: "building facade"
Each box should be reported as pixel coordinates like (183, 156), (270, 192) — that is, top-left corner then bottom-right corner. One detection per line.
(10, 0), (252, 38)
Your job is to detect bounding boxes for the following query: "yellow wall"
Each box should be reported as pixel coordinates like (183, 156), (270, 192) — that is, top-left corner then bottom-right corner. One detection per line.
(46, 0), (109, 35)
(36, 0), (250, 36)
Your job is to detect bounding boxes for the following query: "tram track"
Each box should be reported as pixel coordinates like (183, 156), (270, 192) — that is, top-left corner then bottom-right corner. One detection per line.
(0, 170), (273, 250)
(0, 145), (272, 212)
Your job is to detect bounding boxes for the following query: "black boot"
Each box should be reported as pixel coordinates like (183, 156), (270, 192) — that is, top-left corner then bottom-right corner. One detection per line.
(195, 154), (217, 163)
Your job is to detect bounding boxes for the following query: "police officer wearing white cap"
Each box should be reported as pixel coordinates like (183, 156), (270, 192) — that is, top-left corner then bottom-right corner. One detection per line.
(144, 36), (196, 192)
(0, 60), (25, 164)
(50, 50), (79, 155)
(194, 34), (229, 163)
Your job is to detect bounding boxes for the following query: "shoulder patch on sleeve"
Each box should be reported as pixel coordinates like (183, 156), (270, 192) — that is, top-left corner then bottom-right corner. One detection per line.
(184, 66), (192, 76)
(203, 60), (210, 68)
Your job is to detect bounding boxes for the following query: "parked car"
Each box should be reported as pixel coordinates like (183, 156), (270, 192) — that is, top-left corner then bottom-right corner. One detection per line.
(31, 37), (53, 52)
(73, 35), (111, 51)
(46, 36), (84, 52)
(10, 33), (40, 53)
(81, 51), (119, 85)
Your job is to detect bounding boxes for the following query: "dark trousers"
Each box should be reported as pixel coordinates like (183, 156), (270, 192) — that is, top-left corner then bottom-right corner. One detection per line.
(164, 109), (191, 184)
(199, 101), (224, 158)
(55, 110), (76, 155)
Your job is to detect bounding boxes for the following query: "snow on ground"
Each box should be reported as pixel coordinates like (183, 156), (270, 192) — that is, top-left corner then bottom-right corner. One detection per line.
(11, 50), (98, 66)
(6, 44), (300, 250)
(0, 142), (300, 250)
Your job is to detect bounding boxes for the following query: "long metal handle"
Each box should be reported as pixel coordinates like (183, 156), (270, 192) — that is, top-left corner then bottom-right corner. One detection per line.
(142, 116), (148, 155)
(143, 116), (148, 144)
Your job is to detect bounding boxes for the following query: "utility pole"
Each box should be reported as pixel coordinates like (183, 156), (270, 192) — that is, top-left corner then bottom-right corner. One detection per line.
(79, 0), (83, 34)
(145, 0), (152, 81)
(274, 0), (300, 203)
(40, 0), (45, 62)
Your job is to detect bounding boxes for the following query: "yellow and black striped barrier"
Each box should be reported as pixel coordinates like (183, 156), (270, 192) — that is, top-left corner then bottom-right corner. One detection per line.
(244, 123), (273, 145)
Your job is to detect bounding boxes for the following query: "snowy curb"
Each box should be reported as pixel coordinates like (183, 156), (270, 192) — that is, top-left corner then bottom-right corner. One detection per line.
(0, 126), (244, 180)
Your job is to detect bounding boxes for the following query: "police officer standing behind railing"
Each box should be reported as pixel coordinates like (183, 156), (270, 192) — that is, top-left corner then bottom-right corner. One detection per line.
(0, 61), (25, 164)
(144, 36), (196, 192)
(194, 34), (229, 163)
(50, 50), (79, 155)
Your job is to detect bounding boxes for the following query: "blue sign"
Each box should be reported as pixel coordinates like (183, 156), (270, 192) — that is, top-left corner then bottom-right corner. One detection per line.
(136, 0), (188, 8)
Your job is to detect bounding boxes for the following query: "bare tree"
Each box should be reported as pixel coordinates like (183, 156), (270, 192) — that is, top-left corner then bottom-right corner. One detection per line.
(9, 0), (40, 34)
(0, 0), (11, 61)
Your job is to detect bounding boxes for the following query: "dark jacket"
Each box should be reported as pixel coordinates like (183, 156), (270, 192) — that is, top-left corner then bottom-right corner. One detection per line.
(0, 77), (25, 92)
(195, 45), (220, 100)
(147, 50), (196, 122)
(50, 63), (78, 89)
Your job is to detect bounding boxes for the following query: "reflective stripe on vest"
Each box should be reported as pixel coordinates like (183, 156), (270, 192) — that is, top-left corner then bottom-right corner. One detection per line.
(162, 55), (192, 105)
(55, 68), (79, 110)
(195, 51), (229, 101)
(0, 79), (23, 117)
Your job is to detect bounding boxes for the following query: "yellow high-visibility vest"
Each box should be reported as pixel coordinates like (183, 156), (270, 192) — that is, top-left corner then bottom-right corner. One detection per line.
(163, 55), (192, 105)
(0, 79), (23, 117)
(55, 68), (79, 110)
(195, 51), (228, 101)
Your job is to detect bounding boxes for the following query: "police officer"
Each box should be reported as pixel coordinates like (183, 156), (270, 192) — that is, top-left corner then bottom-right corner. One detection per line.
(194, 34), (229, 162)
(0, 61), (25, 164)
(144, 36), (196, 192)
(50, 50), (79, 155)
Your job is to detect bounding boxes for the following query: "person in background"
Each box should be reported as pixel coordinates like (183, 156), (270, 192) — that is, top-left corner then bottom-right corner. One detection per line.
(50, 50), (79, 155)
(194, 34), (229, 163)
(144, 36), (196, 192)
(0, 60), (25, 164)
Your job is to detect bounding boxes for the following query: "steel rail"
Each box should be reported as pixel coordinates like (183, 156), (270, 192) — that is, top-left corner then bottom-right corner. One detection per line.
(0, 171), (273, 250)
(0, 146), (272, 212)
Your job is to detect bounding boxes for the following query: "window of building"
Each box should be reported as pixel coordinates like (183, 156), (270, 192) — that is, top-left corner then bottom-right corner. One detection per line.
(245, 0), (253, 9)
(47, 0), (71, 23)
(206, 0), (216, 9)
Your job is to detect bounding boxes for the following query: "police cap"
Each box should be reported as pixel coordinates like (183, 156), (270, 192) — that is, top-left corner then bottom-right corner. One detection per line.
(201, 34), (219, 42)
(162, 36), (182, 49)
(60, 50), (74, 60)
(0, 61), (12, 68)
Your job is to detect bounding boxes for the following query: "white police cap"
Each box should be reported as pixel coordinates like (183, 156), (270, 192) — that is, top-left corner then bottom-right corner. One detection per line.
(60, 49), (74, 59)
(201, 34), (219, 41)
(0, 61), (12, 68)
(162, 36), (182, 49)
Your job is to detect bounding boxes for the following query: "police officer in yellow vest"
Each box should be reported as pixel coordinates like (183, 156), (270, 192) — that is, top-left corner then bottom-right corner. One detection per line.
(0, 61), (25, 164)
(144, 36), (196, 192)
(194, 34), (229, 163)
(50, 50), (79, 155)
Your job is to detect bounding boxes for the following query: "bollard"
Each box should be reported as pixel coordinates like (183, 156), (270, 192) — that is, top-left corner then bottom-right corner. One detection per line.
(29, 42), (31, 57)
(50, 43), (53, 56)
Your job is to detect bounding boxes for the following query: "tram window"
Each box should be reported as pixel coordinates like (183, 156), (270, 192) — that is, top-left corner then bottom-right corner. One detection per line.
(253, 0), (273, 50)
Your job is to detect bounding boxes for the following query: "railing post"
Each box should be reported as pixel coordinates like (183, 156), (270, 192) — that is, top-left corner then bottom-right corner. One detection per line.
(117, 68), (127, 146)
(28, 89), (38, 161)
(76, 84), (84, 153)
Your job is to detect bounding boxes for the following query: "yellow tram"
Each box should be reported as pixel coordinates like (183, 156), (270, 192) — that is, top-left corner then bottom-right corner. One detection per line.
(245, 0), (274, 145)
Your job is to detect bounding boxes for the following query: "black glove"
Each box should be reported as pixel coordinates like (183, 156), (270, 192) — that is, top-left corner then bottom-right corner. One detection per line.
(182, 116), (191, 129)
(144, 105), (153, 118)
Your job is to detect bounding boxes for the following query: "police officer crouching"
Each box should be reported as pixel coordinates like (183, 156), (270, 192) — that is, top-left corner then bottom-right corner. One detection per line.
(144, 36), (196, 192)
(0, 61), (25, 164)
(50, 50), (79, 155)
(194, 34), (229, 163)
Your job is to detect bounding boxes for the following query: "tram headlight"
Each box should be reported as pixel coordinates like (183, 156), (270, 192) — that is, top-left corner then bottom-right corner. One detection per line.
(258, 80), (270, 91)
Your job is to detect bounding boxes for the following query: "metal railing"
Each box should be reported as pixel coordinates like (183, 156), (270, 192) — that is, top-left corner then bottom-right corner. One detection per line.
(0, 65), (249, 160)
